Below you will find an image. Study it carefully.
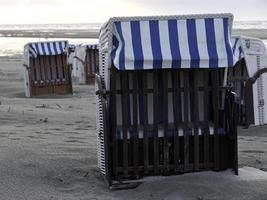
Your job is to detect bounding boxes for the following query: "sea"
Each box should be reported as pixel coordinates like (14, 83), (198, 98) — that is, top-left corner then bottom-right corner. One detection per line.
(0, 21), (266, 57)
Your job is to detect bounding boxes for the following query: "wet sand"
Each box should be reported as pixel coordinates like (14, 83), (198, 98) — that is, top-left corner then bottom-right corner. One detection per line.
(0, 57), (267, 200)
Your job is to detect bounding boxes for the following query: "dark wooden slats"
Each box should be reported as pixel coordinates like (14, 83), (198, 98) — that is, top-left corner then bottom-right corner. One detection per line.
(212, 70), (220, 170)
(203, 70), (210, 170)
(193, 71), (200, 171)
(132, 72), (139, 176)
(153, 72), (159, 174)
(120, 72), (129, 176)
(110, 72), (118, 177)
(183, 71), (190, 171)
(105, 68), (237, 183)
(172, 71), (180, 172)
(142, 72), (149, 174)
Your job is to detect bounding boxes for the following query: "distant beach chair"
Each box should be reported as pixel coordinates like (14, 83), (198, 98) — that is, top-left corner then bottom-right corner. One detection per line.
(96, 14), (240, 188)
(23, 41), (72, 97)
(228, 36), (267, 126)
(73, 44), (99, 84)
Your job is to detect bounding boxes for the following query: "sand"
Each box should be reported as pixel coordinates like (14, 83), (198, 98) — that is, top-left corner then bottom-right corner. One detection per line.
(0, 57), (267, 200)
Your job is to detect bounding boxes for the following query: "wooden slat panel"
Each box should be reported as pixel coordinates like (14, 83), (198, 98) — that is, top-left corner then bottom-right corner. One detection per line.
(121, 72), (129, 176)
(110, 71), (118, 177)
(183, 70), (190, 171)
(39, 56), (46, 84)
(132, 72), (139, 176)
(35, 57), (41, 84)
(212, 70), (220, 170)
(203, 70), (210, 170)
(193, 71), (200, 171)
(120, 71), (128, 176)
(163, 71), (169, 174)
(172, 70), (180, 172)
(153, 71), (159, 174)
(142, 72), (149, 174)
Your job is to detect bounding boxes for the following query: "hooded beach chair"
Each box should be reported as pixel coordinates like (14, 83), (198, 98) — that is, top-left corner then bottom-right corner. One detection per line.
(23, 41), (72, 97)
(228, 36), (267, 126)
(96, 14), (239, 188)
(73, 44), (99, 84)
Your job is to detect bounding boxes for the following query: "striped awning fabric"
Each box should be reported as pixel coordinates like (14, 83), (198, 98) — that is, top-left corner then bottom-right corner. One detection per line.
(87, 44), (99, 50)
(231, 37), (244, 62)
(110, 15), (234, 70)
(26, 41), (68, 58)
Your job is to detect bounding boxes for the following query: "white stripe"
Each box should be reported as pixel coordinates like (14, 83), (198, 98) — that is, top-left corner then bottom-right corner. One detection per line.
(195, 19), (209, 68)
(49, 43), (56, 55)
(55, 42), (61, 55)
(214, 18), (228, 67)
(140, 21), (153, 69)
(177, 20), (190, 68)
(121, 22), (134, 70)
(38, 43), (44, 55)
(158, 20), (172, 69)
(113, 25), (123, 69)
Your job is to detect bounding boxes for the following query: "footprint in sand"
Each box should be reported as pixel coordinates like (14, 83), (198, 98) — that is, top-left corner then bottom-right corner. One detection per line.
(64, 140), (87, 144)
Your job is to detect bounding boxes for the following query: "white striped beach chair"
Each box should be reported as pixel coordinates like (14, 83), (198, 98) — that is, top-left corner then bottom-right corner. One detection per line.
(73, 44), (99, 84)
(23, 41), (72, 97)
(96, 14), (240, 188)
(228, 36), (267, 126)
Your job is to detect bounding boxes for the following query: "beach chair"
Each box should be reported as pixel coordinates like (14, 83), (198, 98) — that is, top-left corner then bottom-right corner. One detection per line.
(228, 36), (267, 126)
(23, 41), (72, 97)
(85, 44), (99, 84)
(73, 44), (99, 84)
(96, 14), (239, 188)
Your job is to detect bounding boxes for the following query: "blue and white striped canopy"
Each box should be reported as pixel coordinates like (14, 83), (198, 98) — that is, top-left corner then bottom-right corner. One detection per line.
(87, 44), (99, 50)
(111, 15), (234, 70)
(27, 41), (68, 58)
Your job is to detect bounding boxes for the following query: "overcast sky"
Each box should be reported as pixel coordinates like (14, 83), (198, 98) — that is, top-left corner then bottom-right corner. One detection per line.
(0, 0), (266, 24)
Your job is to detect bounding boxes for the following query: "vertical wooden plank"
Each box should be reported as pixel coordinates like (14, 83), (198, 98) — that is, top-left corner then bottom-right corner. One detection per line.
(132, 72), (139, 176)
(56, 54), (63, 81)
(121, 72), (129, 176)
(110, 71), (118, 177)
(193, 71), (200, 171)
(172, 70), (180, 172)
(212, 70), (220, 170)
(183, 70), (190, 171)
(40, 56), (46, 84)
(203, 70), (210, 170)
(51, 55), (57, 83)
(142, 72), (149, 174)
(35, 56), (41, 84)
(153, 71), (159, 174)
(163, 71), (169, 174)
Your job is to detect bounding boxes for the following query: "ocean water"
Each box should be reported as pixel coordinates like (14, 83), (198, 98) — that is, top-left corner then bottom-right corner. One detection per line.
(0, 21), (266, 57)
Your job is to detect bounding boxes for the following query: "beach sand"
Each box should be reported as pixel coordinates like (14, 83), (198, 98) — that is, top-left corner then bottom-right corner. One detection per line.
(0, 57), (267, 200)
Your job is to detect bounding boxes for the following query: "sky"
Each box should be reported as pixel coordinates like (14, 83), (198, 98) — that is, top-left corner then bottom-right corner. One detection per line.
(0, 0), (266, 24)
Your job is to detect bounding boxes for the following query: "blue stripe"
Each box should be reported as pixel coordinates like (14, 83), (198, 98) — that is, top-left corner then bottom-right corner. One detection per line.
(115, 22), (125, 70)
(131, 21), (144, 70)
(53, 42), (58, 55)
(34, 43), (40, 55)
(111, 35), (118, 61)
(41, 43), (46, 55)
(47, 43), (52, 55)
(149, 20), (162, 69)
(205, 18), (218, 68)
(232, 38), (239, 55)
(168, 20), (181, 68)
(223, 18), (233, 67)
(59, 42), (64, 53)
(187, 19), (200, 68)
